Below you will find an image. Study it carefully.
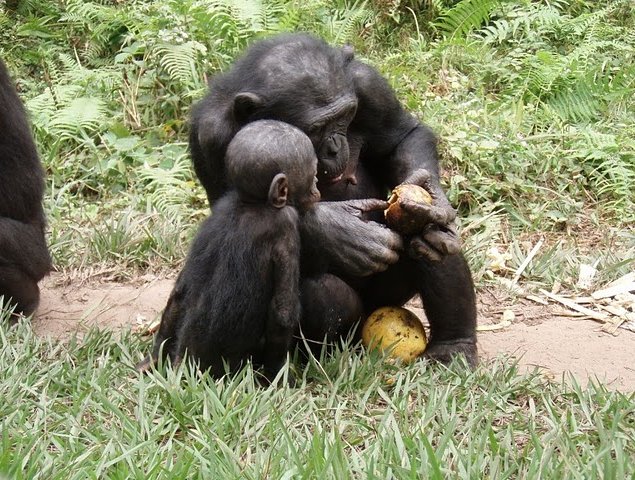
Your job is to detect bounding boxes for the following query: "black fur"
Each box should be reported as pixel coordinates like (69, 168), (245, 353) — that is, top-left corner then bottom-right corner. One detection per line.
(140, 121), (320, 381)
(190, 33), (478, 367)
(0, 58), (51, 317)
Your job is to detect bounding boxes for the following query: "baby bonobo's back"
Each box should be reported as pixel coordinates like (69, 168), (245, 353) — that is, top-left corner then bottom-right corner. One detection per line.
(140, 120), (320, 384)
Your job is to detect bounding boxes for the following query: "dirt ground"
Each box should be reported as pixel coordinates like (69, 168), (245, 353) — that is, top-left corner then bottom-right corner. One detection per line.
(31, 273), (635, 392)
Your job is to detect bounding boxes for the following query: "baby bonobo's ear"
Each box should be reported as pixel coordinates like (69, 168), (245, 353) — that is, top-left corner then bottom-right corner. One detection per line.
(232, 92), (263, 122)
(268, 173), (288, 208)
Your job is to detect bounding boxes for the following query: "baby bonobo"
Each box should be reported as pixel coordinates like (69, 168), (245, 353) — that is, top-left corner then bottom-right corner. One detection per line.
(138, 120), (320, 383)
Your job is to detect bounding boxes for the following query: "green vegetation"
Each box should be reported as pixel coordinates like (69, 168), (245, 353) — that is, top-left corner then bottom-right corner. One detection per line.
(1, 1), (634, 478)
(2, 317), (634, 479)
(1, 0), (633, 283)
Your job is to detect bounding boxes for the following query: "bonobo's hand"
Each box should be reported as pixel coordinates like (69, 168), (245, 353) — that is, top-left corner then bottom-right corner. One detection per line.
(408, 222), (461, 262)
(399, 168), (457, 227)
(397, 169), (460, 262)
(303, 199), (403, 277)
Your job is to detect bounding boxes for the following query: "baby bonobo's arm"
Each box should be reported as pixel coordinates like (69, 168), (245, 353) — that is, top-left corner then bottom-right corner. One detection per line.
(263, 226), (301, 385)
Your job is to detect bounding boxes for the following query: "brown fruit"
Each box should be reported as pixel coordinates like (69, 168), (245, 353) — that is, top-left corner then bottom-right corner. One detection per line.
(361, 306), (427, 363)
(384, 184), (433, 234)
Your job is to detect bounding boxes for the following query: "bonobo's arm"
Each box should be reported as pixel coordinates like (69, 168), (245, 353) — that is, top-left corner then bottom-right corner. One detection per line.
(264, 233), (301, 384)
(300, 200), (402, 278)
(350, 61), (460, 261)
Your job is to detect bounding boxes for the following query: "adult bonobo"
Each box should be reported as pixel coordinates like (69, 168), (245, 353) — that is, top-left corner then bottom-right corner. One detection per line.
(190, 33), (477, 366)
(0, 58), (51, 317)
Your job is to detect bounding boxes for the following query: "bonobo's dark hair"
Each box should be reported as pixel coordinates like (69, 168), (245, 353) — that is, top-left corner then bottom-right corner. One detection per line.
(188, 33), (478, 368)
(226, 120), (316, 201)
(0, 58), (51, 317)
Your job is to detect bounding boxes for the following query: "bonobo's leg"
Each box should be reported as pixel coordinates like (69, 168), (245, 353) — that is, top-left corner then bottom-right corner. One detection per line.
(360, 254), (478, 367)
(299, 273), (364, 355)
(415, 254), (477, 366)
(0, 265), (40, 318)
(0, 218), (50, 319)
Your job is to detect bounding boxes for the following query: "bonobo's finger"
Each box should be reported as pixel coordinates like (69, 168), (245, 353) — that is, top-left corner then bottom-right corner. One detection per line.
(402, 168), (432, 186)
(408, 237), (443, 262)
(346, 198), (389, 214)
(369, 221), (404, 251)
(423, 225), (461, 256)
(348, 251), (397, 276)
(400, 198), (456, 226)
(376, 245), (401, 267)
(408, 224), (461, 262)
(338, 227), (402, 276)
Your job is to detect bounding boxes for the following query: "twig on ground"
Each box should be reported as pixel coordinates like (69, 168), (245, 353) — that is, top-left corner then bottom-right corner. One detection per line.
(512, 238), (544, 285)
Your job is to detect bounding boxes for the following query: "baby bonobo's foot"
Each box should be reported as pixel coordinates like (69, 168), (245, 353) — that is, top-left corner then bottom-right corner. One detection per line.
(424, 338), (478, 368)
(135, 355), (155, 373)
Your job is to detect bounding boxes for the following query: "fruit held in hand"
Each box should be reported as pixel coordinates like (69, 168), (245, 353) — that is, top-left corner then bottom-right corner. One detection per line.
(361, 306), (427, 362)
(384, 184), (433, 234)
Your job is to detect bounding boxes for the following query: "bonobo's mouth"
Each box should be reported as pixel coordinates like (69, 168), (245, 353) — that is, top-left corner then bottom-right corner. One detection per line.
(320, 173), (343, 185)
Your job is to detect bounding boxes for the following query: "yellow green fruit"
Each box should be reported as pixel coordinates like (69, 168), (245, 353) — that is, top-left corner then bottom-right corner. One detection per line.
(384, 184), (433, 234)
(361, 306), (427, 363)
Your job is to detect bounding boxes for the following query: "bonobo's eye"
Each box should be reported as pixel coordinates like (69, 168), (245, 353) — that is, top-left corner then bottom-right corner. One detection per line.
(339, 105), (357, 128)
(307, 123), (326, 145)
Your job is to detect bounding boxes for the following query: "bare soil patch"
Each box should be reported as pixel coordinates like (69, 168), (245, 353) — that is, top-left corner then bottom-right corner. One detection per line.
(32, 273), (635, 391)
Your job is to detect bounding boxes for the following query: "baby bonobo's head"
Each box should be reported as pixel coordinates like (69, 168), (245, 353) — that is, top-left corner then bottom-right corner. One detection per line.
(226, 120), (321, 211)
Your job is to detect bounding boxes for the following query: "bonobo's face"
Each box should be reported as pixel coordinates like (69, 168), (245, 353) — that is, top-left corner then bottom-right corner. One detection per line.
(301, 96), (357, 187)
(292, 155), (321, 212)
(230, 35), (359, 187)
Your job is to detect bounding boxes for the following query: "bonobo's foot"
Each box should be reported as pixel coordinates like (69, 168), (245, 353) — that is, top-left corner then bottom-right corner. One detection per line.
(424, 338), (478, 368)
(0, 267), (41, 319)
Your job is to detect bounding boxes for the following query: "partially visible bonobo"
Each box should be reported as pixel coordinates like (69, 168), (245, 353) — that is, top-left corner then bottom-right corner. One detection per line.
(138, 120), (320, 382)
(190, 33), (478, 366)
(0, 58), (51, 317)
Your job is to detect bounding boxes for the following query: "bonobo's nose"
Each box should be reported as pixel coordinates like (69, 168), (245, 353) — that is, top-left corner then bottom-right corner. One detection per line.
(325, 133), (347, 156)
(326, 136), (340, 156)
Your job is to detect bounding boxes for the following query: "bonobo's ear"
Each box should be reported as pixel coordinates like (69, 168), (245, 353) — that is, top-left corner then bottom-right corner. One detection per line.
(341, 45), (355, 63)
(268, 173), (288, 209)
(232, 92), (263, 122)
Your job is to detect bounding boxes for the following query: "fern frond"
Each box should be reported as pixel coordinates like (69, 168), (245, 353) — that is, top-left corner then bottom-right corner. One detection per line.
(436, 0), (500, 40)
(62, 0), (111, 24)
(154, 41), (206, 84)
(332, 1), (373, 44)
(480, 4), (561, 44)
(49, 97), (108, 140)
(592, 156), (635, 210)
(139, 147), (195, 215)
(545, 80), (602, 122)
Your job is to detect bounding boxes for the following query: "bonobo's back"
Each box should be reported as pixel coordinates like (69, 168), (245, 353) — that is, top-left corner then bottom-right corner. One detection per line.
(0, 58), (46, 224)
(174, 192), (301, 370)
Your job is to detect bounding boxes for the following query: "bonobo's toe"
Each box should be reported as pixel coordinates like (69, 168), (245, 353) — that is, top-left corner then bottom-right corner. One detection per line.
(424, 339), (478, 368)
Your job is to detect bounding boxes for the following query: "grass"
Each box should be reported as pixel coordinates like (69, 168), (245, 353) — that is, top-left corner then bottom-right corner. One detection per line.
(1, 316), (634, 479)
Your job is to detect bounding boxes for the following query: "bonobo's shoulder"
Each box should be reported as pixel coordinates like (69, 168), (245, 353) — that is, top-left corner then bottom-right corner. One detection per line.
(349, 60), (386, 90)
(266, 204), (300, 227)
(231, 203), (300, 233)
